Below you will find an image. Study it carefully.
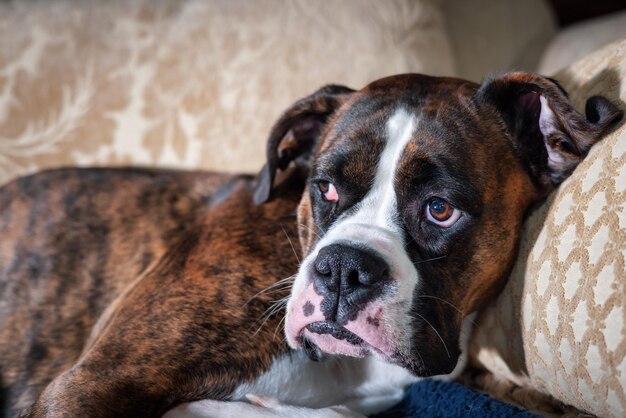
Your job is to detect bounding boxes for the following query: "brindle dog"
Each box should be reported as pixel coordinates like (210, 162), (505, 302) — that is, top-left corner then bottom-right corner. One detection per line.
(0, 73), (622, 418)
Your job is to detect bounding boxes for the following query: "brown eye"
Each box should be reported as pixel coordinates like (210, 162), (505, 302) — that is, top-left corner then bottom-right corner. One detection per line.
(428, 198), (452, 221)
(318, 181), (338, 202)
(424, 198), (461, 227)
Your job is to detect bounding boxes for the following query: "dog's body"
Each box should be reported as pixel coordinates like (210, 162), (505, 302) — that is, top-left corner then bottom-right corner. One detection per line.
(0, 168), (413, 418)
(0, 168), (302, 416)
(0, 73), (621, 418)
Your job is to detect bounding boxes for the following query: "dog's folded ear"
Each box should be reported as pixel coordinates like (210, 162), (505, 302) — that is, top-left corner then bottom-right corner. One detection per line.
(254, 85), (354, 205)
(477, 72), (623, 193)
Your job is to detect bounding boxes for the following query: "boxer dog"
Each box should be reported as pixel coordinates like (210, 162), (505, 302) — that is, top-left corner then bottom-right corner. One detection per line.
(0, 73), (621, 418)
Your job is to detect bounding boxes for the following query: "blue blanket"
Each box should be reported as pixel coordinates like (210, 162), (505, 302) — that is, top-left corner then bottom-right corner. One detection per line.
(372, 379), (539, 418)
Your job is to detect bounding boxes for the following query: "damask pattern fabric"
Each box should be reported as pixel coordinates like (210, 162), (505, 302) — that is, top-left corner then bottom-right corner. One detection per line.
(470, 39), (626, 418)
(0, 0), (454, 185)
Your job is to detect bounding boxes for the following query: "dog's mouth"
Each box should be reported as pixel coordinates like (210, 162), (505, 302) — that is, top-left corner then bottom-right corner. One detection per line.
(298, 321), (382, 362)
(307, 322), (365, 345)
(285, 282), (398, 362)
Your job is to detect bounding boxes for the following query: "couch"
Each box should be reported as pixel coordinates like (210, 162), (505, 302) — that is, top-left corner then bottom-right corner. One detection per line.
(1, 0), (625, 416)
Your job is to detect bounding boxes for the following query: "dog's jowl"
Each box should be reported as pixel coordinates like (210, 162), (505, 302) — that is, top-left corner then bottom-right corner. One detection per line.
(0, 73), (622, 417)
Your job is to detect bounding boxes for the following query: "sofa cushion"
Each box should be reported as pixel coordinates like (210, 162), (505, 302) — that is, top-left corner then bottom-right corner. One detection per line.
(0, 0), (454, 186)
(442, 0), (556, 82)
(470, 38), (626, 418)
(538, 11), (626, 75)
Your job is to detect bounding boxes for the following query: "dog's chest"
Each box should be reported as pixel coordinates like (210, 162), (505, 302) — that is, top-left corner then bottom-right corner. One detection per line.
(230, 351), (418, 414)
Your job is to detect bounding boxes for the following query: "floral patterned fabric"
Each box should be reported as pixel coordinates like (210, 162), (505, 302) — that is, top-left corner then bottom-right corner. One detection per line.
(0, 0), (454, 184)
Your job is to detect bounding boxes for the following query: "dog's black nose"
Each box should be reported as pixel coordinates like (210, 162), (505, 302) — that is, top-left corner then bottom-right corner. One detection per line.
(312, 244), (390, 324)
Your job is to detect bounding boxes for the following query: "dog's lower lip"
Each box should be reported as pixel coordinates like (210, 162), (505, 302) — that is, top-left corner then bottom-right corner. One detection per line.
(305, 322), (364, 346)
(301, 336), (326, 362)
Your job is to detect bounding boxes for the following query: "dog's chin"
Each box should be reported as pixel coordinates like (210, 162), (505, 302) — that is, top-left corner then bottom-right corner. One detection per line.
(297, 321), (395, 362)
(295, 321), (461, 378)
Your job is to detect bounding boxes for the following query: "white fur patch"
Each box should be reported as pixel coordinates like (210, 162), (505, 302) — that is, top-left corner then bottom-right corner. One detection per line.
(230, 351), (417, 415)
(351, 108), (417, 231)
(288, 108), (421, 355)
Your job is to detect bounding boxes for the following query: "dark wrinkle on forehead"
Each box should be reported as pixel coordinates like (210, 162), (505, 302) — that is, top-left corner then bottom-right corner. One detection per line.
(313, 105), (390, 197)
(320, 104), (387, 150)
(397, 104), (486, 182)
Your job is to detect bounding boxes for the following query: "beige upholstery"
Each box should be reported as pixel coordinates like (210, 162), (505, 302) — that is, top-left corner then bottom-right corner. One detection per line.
(470, 39), (626, 418)
(539, 10), (626, 75)
(0, 0), (454, 185)
(443, 0), (556, 82)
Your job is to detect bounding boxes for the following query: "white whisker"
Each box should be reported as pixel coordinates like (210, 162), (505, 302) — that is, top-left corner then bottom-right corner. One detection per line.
(297, 222), (322, 240)
(251, 297), (289, 336)
(411, 312), (450, 359)
(414, 255), (447, 264)
(242, 274), (295, 308)
(280, 224), (300, 265)
(416, 295), (477, 326)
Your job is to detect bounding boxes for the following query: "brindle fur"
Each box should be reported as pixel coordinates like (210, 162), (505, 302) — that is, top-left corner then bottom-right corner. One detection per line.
(0, 167), (303, 417)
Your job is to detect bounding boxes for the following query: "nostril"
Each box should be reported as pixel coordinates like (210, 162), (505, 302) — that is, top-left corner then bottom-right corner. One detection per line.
(313, 253), (339, 293)
(355, 264), (389, 286)
(347, 270), (360, 287)
(314, 259), (331, 276)
(357, 270), (380, 286)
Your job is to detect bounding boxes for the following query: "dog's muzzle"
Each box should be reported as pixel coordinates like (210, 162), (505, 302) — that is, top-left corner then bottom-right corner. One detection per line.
(286, 243), (398, 360)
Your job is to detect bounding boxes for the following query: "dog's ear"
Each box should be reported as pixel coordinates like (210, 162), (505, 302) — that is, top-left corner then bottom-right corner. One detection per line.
(477, 72), (623, 193)
(254, 85), (355, 205)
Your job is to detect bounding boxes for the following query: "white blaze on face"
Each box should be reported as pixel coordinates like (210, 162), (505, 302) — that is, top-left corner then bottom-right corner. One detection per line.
(350, 108), (417, 230)
(286, 108), (422, 355)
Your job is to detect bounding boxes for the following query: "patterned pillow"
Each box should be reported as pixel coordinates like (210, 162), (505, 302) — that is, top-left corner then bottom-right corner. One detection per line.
(469, 38), (626, 417)
(0, 0), (453, 186)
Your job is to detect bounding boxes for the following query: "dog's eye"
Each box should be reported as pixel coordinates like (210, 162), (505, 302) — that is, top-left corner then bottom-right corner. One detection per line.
(424, 198), (461, 227)
(318, 181), (339, 202)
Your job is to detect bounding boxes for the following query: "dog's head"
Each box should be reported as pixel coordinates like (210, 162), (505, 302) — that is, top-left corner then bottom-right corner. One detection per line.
(255, 73), (622, 377)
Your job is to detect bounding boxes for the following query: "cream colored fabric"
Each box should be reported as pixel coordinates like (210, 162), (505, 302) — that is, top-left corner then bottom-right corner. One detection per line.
(0, 0), (454, 185)
(470, 39), (626, 418)
(539, 11), (626, 76)
(442, 0), (556, 82)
